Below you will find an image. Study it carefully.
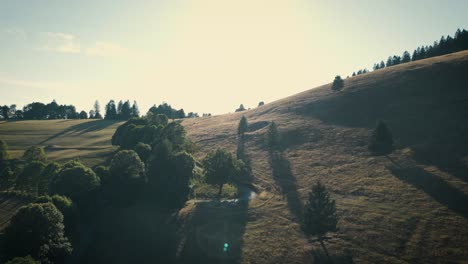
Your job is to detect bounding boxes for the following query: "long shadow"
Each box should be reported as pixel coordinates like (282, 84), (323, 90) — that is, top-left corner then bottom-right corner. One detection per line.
(178, 201), (248, 264)
(73, 204), (178, 264)
(38, 120), (119, 145)
(389, 165), (468, 218)
(412, 144), (468, 183)
(269, 151), (303, 221)
(178, 134), (252, 263)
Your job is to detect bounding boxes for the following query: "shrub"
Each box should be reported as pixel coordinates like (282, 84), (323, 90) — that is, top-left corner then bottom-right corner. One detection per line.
(4, 256), (39, 264)
(22, 146), (47, 163)
(0, 139), (10, 161)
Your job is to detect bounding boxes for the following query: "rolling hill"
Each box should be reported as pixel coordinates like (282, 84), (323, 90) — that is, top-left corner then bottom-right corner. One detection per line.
(181, 50), (468, 263)
(1, 51), (468, 263)
(0, 119), (122, 167)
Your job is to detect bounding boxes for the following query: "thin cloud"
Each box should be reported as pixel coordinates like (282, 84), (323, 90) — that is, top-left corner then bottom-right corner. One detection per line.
(0, 75), (76, 91)
(85, 41), (128, 57)
(40, 32), (81, 54)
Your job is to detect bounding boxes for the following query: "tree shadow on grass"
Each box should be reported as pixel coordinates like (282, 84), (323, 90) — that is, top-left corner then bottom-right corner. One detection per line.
(389, 165), (468, 219)
(178, 201), (248, 264)
(75, 204), (178, 264)
(269, 151), (303, 222)
(38, 120), (120, 145)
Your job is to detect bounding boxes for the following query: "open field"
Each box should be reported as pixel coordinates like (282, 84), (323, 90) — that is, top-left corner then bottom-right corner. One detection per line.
(0, 119), (123, 167)
(1, 51), (468, 263)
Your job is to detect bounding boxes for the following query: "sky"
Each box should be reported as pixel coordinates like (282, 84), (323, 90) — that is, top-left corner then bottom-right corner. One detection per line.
(0, 0), (467, 115)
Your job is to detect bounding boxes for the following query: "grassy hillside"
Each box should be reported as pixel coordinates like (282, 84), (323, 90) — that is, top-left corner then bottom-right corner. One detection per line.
(0, 119), (122, 167)
(181, 51), (468, 263)
(1, 51), (467, 263)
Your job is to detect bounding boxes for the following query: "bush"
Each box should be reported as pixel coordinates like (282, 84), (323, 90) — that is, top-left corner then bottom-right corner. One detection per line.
(4, 203), (72, 264)
(368, 120), (393, 155)
(22, 146), (47, 163)
(4, 256), (39, 264)
(0, 139), (10, 161)
(51, 162), (100, 205)
(332, 75), (344, 91)
(0, 166), (16, 190)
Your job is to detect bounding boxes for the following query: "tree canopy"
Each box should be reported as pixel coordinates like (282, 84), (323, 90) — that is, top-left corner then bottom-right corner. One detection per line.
(22, 146), (47, 163)
(4, 203), (72, 264)
(51, 162), (100, 204)
(202, 149), (244, 199)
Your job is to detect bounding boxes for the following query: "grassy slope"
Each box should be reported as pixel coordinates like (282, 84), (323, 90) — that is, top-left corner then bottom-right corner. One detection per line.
(181, 51), (468, 263)
(0, 119), (122, 167)
(0, 52), (467, 263)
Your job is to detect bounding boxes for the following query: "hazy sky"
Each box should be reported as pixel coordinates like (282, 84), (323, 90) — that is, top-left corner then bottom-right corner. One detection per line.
(0, 0), (467, 115)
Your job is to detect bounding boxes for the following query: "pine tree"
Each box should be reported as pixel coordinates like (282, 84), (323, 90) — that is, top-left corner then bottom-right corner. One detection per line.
(331, 75), (344, 91)
(303, 182), (337, 262)
(131, 100), (140, 117)
(105, 100), (117, 120)
(402, 51), (411, 63)
(379, 60), (385, 69)
(368, 120), (393, 155)
(267, 122), (280, 151)
(93, 100), (102, 119)
(237, 115), (248, 139)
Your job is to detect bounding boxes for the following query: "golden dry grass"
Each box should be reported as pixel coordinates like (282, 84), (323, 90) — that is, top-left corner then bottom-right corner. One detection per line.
(181, 51), (468, 263)
(0, 119), (123, 167)
(0, 51), (467, 263)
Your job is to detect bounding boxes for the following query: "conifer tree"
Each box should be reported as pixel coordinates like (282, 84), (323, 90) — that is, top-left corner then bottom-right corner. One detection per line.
(303, 182), (338, 262)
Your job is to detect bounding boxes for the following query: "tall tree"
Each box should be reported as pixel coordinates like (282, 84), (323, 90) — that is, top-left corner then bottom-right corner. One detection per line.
(131, 100), (140, 117)
(2, 105), (10, 119)
(121, 100), (132, 120)
(117, 100), (124, 116)
(267, 121), (281, 151)
(402, 51), (411, 63)
(303, 182), (338, 263)
(93, 100), (102, 119)
(105, 100), (117, 120)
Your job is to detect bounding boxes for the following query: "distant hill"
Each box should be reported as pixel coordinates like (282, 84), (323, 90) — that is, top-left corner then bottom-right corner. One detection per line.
(0, 119), (122, 167)
(182, 51), (468, 263)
